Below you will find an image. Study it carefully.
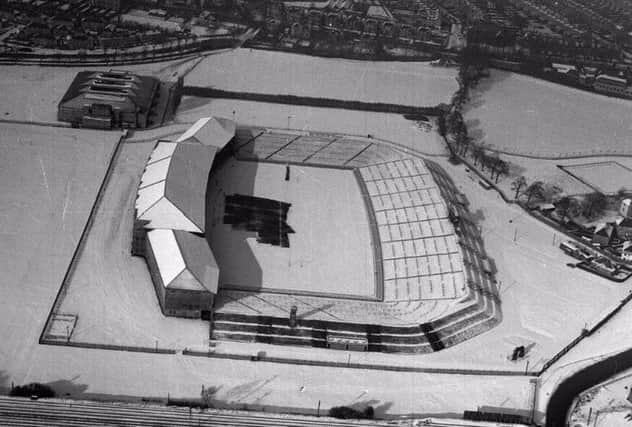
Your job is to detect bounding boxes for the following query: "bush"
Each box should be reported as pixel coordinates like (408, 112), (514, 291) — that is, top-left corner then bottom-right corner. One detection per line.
(9, 383), (56, 399)
(329, 405), (374, 419)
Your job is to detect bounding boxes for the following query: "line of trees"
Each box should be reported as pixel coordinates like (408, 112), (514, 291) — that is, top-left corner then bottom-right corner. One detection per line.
(439, 48), (513, 184)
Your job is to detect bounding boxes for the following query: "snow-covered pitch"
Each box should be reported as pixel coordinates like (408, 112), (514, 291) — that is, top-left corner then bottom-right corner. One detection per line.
(186, 48), (458, 107)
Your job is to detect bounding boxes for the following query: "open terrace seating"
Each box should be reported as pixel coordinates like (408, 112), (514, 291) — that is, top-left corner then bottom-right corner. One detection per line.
(211, 128), (501, 354)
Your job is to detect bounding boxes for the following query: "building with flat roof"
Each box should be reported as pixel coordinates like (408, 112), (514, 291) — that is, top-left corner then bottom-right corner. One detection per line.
(58, 70), (160, 129)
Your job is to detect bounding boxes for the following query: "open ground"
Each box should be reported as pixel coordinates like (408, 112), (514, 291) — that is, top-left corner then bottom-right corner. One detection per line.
(186, 49), (458, 107)
(4, 49), (632, 424)
(50, 141), (209, 350)
(176, 98), (447, 155)
(207, 159), (376, 298)
(0, 124), (536, 417)
(464, 69), (632, 158)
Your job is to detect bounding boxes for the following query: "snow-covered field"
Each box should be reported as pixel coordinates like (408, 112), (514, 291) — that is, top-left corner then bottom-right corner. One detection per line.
(0, 122), (120, 387)
(465, 70), (632, 157)
(186, 49), (458, 106)
(176, 98), (447, 155)
(54, 141), (209, 350)
(208, 159), (376, 298)
(0, 125), (534, 414)
(560, 161), (632, 194)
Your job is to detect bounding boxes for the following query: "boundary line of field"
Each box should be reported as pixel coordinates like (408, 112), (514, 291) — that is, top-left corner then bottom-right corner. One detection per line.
(182, 348), (537, 376)
(38, 132), (127, 345)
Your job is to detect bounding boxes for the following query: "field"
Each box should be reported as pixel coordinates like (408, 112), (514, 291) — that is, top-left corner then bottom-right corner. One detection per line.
(50, 141), (209, 349)
(0, 122), (121, 389)
(560, 161), (632, 194)
(465, 70), (632, 157)
(176, 98), (447, 155)
(207, 159), (376, 298)
(186, 49), (458, 107)
(0, 125), (535, 418)
(8, 48), (625, 422)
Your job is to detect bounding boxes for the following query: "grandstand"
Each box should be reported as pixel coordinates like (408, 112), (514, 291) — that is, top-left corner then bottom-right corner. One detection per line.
(133, 116), (235, 318)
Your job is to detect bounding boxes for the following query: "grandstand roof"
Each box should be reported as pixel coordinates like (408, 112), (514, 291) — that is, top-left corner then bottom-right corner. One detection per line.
(136, 141), (216, 233)
(175, 116), (236, 149)
(147, 229), (219, 292)
(60, 70), (159, 113)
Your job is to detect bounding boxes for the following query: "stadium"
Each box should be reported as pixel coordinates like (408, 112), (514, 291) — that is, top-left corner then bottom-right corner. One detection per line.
(132, 116), (501, 354)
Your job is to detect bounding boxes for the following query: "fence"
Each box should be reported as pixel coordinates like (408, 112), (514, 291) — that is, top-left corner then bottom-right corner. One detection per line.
(0, 36), (236, 66)
(38, 133), (126, 346)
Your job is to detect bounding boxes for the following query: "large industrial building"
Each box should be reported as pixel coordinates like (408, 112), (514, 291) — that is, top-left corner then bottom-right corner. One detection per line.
(58, 70), (160, 129)
(133, 117), (236, 318)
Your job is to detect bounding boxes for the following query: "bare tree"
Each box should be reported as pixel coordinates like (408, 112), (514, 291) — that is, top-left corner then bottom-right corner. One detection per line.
(524, 180), (545, 204)
(494, 158), (509, 183)
(471, 144), (484, 166)
(543, 184), (563, 203)
(583, 191), (608, 219)
(511, 176), (527, 200)
(555, 196), (580, 219)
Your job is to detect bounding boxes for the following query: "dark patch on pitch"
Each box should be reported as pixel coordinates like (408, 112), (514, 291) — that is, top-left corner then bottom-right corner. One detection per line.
(224, 194), (294, 247)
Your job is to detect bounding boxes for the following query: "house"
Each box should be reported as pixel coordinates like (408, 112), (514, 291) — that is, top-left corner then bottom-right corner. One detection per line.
(620, 198), (632, 218)
(617, 217), (632, 240)
(621, 241), (632, 262)
(592, 223), (614, 246)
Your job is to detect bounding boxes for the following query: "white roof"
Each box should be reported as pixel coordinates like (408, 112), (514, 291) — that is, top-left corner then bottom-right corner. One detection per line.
(148, 141), (177, 163)
(136, 141), (216, 233)
(176, 116), (236, 149)
(147, 229), (219, 292)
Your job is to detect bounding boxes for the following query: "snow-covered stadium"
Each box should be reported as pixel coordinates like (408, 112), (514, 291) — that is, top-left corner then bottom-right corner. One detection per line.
(131, 116), (500, 353)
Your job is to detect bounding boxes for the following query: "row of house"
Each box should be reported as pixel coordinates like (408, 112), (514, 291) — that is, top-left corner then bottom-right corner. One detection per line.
(547, 63), (632, 99)
(590, 200), (632, 262)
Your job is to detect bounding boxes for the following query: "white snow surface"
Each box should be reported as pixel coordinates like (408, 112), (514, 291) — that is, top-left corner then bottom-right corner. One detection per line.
(176, 98), (448, 156)
(186, 48), (458, 107)
(464, 69), (632, 157)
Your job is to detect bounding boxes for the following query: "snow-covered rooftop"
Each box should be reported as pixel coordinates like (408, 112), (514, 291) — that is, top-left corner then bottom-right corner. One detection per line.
(147, 229), (219, 292)
(175, 116), (236, 149)
(136, 141), (216, 233)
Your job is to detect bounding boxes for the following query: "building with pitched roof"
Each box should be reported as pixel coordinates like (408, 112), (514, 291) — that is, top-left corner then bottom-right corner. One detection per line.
(58, 70), (160, 129)
(616, 217), (632, 240)
(621, 241), (632, 262)
(145, 229), (219, 318)
(175, 116), (236, 148)
(592, 223), (614, 246)
(132, 117), (236, 318)
(135, 142), (215, 233)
